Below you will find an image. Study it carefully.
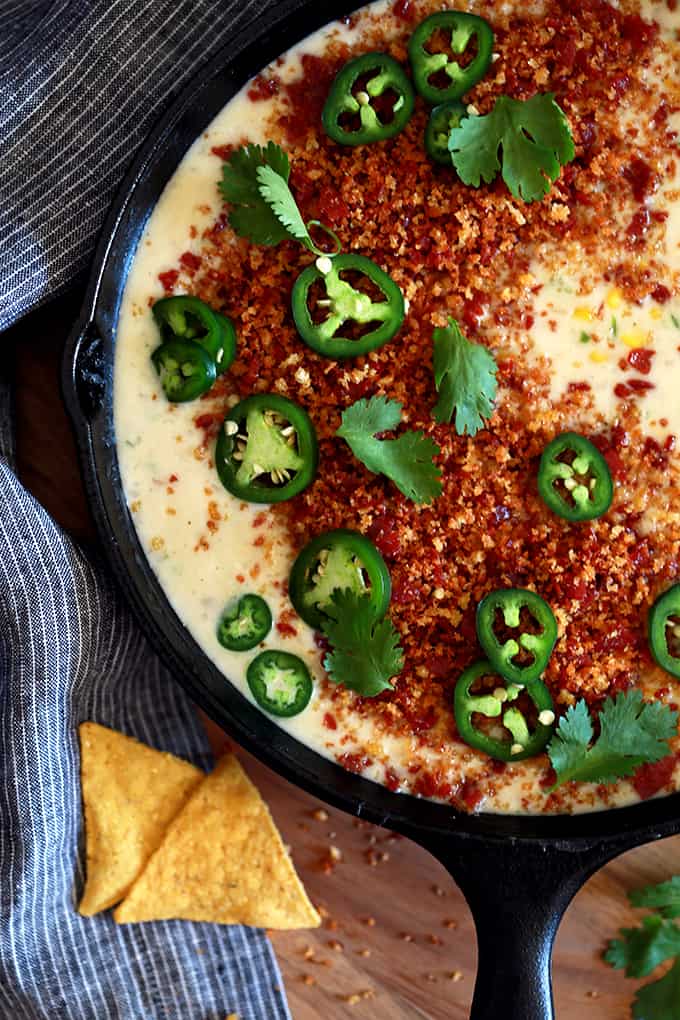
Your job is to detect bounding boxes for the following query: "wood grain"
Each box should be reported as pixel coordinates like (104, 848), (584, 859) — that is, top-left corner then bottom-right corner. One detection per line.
(8, 290), (680, 1019)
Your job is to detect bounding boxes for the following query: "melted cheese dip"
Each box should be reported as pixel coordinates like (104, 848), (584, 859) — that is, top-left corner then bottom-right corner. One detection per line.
(115, 0), (680, 814)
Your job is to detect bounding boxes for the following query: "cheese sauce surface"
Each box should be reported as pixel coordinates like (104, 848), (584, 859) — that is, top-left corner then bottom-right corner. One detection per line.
(115, 0), (680, 814)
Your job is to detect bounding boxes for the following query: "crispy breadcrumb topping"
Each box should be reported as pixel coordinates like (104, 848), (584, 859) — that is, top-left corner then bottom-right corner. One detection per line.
(168, 0), (680, 812)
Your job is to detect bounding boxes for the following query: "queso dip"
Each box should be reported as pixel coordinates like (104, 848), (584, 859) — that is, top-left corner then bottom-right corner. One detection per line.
(115, 0), (680, 814)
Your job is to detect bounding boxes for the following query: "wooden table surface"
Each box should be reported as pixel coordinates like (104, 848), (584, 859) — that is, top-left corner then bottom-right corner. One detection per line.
(8, 289), (680, 1020)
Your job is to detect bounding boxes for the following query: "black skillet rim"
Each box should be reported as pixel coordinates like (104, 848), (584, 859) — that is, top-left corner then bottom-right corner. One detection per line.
(62, 0), (680, 850)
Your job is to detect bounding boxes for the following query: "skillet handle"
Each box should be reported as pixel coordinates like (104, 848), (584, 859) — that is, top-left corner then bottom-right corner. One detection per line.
(423, 836), (623, 1020)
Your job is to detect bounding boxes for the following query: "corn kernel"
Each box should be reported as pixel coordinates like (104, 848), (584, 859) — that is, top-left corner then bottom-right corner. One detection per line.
(620, 328), (647, 349)
(589, 350), (608, 363)
(649, 307), (662, 321)
(605, 288), (623, 310)
(573, 306), (593, 321)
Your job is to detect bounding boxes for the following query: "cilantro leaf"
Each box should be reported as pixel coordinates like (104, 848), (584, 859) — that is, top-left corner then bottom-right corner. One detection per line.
(633, 958), (680, 1020)
(219, 142), (340, 255)
(605, 915), (680, 978)
(547, 691), (678, 789)
(604, 873), (680, 1019)
(631, 879), (680, 920)
(336, 396), (443, 505)
(219, 142), (294, 246)
(256, 163), (314, 250)
(448, 93), (575, 203)
(432, 317), (498, 435)
(321, 590), (404, 698)
(341, 393), (402, 435)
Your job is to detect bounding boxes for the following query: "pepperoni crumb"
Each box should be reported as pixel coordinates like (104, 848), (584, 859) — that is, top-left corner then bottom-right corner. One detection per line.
(392, 0), (415, 21)
(627, 378), (655, 393)
(247, 74), (280, 101)
(627, 349), (655, 375)
(632, 754), (679, 799)
(211, 144), (234, 161)
(367, 513), (401, 559)
(158, 269), (179, 292)
(179, 251), (202, 273)
(652, 283), (672, 304)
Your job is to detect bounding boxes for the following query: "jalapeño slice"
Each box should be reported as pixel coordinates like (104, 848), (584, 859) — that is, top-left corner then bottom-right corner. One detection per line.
(152, 295), (236, 375)
(216, 394), (318, 504)
(649, 585), (680, 679)
(425, 100), (467, 164)
(247, 650), (313, 717)
(408, 11), (494, 106)
(289, 529), (391, 630)
(538, 432), (613, 522)
(217, 594), (273, 652)
(322, 51), (415, 146)
(151, 339), (216, 403)
(454, 659), (556, 762)
(476, 588), (557, 686)
(292, 253), (404, 360)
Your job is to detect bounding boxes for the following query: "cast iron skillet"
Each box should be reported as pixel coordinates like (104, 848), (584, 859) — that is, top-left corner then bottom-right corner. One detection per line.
(62, 2), (680, 1016)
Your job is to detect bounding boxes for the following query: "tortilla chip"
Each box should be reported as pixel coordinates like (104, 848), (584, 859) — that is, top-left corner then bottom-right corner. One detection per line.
(114, 754), (320, 929)
(78, 722), (204, 916)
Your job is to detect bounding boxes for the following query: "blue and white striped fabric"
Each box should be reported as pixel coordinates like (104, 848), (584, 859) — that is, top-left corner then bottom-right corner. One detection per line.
(0, 0), (303, 1016)
(0, 0), (296, 331)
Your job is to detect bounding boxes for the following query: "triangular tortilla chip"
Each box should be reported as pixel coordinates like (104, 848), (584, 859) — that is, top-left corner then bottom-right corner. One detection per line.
(78, 722), (203, 916)
(114, 754), (320, 929)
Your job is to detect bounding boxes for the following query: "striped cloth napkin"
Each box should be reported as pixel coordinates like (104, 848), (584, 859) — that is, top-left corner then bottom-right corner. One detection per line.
(0, 0), (312, 1016)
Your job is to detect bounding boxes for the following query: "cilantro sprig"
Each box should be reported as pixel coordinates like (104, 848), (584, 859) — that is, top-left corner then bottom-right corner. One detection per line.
(448, 93), (575, 202)
(605, 915), (680, 979)
(336, 396), (443, 505)
(432, 317), (498, 435)
(219, 141), (339, 254)
(630, 879), (680, 920)
(605, 878), (680, 1019)
(546, 691), (678, 789)
(322, 590), (404, 697)
(633, 963), (680, 1020)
